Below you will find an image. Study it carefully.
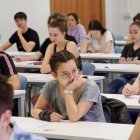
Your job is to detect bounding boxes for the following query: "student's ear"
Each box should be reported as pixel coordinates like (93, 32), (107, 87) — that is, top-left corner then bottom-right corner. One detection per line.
(0, 110), (11, 127)
(51, 71), (57, 78)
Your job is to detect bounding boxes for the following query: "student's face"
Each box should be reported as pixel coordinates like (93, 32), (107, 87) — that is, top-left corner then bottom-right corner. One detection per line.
(129, 24), (140, 42)
(67, 15), (77, 29)
(55, 60), (79, 86)
(15, 18), (27, 29)
(49, 27), (65, 45)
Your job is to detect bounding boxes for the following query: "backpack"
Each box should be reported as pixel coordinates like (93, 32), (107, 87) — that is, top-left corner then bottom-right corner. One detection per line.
(101, 95), (132, 124)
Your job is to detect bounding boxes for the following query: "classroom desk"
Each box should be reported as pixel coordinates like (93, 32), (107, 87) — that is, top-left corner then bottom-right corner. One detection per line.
(6, 51), (36, 57)
(14, 61), (41, 69)
(19, 73), (105, 92)
(14, 90), (26, 116)
(115, 40), (126, 46)
(101, 93), (140, 110)
(80, 53), (121, 61)
(92, 63), (140, 74)
(12, 117), (134, 140)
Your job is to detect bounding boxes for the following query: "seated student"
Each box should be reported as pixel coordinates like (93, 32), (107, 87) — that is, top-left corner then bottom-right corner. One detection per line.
(0, 12), (40, 52)
(41, 13), (82, 74)
(67, 12), (87, 47)
(80, 20), (114, 54)
(0, 75), (46, 140)
(126, 13), (140, 44)
(14, 13), (77, 62)
(0, 51), (20, 90)
(105, 22), (140, 94)
(32, 50), (105, 122)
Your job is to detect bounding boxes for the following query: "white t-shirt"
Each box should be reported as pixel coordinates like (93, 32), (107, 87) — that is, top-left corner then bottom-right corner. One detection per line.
(90, 30), (114, 53)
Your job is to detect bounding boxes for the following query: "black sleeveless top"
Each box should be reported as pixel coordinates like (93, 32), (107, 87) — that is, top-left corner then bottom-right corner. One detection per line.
(53, 42), (82, 71)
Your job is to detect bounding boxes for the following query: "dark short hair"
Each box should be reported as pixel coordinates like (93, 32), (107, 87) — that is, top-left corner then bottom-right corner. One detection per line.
(88, 20), (106, 35)
(49, 50), (77, 72)
(133, 13), (140, 22)
(14, 12), (27, 20)
(0, 75), (14, 117)
(67, 12), (79, 24)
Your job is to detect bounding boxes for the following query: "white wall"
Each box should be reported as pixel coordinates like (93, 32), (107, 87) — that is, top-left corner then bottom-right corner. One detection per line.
(0, 0), (50, 51)
(105, 0), (140, 36)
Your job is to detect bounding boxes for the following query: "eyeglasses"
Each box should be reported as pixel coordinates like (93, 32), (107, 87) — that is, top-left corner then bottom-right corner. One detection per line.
(59, 68), (80, 79)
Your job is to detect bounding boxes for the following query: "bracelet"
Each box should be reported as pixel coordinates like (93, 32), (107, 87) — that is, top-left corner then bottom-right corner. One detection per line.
(39, 110), (53, 121)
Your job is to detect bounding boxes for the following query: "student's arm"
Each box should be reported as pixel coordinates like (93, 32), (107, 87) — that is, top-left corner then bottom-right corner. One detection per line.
(66, 41), (80, 58)
(122, 75), (139, 96)
(32, 94), (64, 121)
(80, 39), (90, 53)
(14, 51), (43, 62)
(129, 115), (140, 140)
(8, 74), (20, 90)
(64, 77), (93, 122)
(17, 30), (36, 52)
(96, 41), (113, 53)
(40, 44), (53, 74)
(119, 57), (140, 64)
(0, 41), (12, 51)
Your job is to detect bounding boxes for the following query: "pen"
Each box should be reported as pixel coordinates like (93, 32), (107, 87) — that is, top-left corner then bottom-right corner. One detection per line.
(105, 66), (109, 68)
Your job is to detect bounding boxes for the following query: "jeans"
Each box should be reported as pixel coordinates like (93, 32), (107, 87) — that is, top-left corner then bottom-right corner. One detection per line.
(19, 75), (27, 90)
(104, 74), (137, 94)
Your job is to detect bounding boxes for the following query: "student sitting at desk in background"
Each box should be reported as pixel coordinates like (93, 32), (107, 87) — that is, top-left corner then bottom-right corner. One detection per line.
(66, 12), (87, 47)
(0, 75), (46, 140)
(41, 13), (82, 74)
(105, 22), (140, 94)
(14, 13), (77, 62)
(80, 20), (114, 54)
(0, 12), (40, 52)
(32, 50), (105, 122)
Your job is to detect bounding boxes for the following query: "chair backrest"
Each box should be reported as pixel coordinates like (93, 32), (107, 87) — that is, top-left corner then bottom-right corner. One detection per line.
(19, 75), (27, 90)
(115, 46), (123, 54)
(114, 35), (125, 41)
(82, 62), (95, 75)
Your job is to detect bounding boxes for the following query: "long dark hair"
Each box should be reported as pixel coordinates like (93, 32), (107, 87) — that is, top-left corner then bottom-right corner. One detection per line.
(88, 20), (106, 35)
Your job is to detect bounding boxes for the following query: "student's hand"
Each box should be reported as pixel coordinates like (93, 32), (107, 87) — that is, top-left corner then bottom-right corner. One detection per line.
(50, 112), (64, 122)
(14, 56), (23, 62)
(87, 31), (94, 40)
(122, 83), (139, 96)
(17, 29), (23, 37)
(65, 76), (84, 91)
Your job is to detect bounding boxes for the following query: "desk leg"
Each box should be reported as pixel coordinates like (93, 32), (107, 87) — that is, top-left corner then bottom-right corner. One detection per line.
(18, 95), (25, 116)
(27, 84), (32, 116)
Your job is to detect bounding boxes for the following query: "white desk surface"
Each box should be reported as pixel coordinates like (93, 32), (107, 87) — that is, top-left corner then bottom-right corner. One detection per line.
(6, 51), (36, 57)
(115, 40), (126, 46)
(19, 73), (104, 92)
(19, 73), (104, 83)
(102, 93), (140, 109)
(14, 61), (41, 69)
(92, 63), (140, 73)
(80, 53), (121, 60)
(12, 117), (134, 140)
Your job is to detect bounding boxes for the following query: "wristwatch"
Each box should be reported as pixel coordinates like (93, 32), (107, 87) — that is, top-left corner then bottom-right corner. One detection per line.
(63, 89), (73, 95)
